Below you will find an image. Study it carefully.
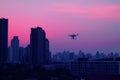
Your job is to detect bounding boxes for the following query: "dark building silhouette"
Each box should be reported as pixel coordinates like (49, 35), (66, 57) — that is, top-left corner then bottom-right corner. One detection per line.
(11, 36), (20, 63)
(8, 46), (13, 63)
(45, 38), (51, 63)
(25, 44), (32, 65)
(19, 47), (26, 64)
(30, 27), (50, 66)
(0, 18), (8, 63)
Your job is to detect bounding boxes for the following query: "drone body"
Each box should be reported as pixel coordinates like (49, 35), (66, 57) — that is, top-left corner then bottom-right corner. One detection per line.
(69, 33), (78, 39)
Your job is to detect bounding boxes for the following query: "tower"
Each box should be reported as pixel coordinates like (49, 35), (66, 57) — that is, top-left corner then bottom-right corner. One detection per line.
(0, 18), (8, 63)
(30, 27), (46, 66)
(45, 38), (51, 63)
(11, 36), (20, 63)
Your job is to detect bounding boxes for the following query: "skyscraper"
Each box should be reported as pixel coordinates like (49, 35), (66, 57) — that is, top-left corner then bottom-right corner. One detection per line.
(0, 18), (8, 63)
(8, 46), (13, 63)
(25, 44), (32, 65)
(11, 36), (20, 63)
(45, 38), (51, 63)
(30, 27), (46, 66)
(19, 47), (26, 64)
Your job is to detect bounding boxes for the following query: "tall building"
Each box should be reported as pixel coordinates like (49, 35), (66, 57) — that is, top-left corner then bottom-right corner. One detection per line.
(11, 36), (20, 63)
(8, 47), (13, 63)
(25, 44), (32, 65)
(0, 18), (8, 63)
(19, 47), (26, 64)
(45, 38), (51, 63)
(30, 27), (49, 66)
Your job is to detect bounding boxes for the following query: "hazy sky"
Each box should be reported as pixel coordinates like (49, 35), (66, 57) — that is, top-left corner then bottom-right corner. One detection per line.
(0, 0), (120, 54)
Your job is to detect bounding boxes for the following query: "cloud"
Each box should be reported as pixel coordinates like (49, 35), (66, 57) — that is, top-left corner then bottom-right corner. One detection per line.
(46, 2), (120, 20)
(54, 0), (120, 4)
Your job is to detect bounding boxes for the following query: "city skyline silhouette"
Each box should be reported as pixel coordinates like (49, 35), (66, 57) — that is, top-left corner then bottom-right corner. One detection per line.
(0, 0), (120, 54)
(0, 0), (120, 79)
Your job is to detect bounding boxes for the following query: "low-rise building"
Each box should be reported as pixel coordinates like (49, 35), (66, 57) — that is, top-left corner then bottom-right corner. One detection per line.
(69, 59), (120, 76)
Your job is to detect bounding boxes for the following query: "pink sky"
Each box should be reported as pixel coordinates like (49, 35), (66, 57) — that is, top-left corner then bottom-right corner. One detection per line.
(0, 0), (120, 54)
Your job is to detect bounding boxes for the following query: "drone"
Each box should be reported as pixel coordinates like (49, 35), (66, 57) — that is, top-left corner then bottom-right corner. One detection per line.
(69, 33), (78, 39)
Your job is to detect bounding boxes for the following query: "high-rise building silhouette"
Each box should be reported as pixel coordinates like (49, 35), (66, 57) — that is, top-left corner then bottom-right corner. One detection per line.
(45, 39), (51, 63)
(0, 18), (8, 63)
(19, 47), (26, 64)
(11, 36), (20, 63)
(8, 46), (13, 63)
(25, 44), (32, 65)
(30, 27), (48, 66)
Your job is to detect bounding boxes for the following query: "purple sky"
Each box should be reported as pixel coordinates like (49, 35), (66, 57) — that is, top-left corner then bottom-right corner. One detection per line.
(0, 0), (120, 54)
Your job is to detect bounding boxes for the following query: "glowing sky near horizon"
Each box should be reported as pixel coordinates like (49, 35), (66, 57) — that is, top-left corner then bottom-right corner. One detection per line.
(0, 0), (120, 54)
